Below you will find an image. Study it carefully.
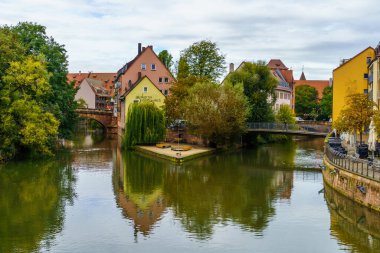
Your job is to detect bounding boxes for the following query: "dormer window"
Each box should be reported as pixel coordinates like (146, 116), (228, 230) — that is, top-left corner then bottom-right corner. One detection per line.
(151, 64), (156, 70)
(141, 64), (146, 70)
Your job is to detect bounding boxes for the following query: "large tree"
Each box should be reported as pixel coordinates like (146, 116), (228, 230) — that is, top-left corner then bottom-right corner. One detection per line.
(295, 85), (318, 118)
(0, 56), (59, 161)
(226, 61), (277, 122)
(319, 86), (332, 121)
(178, 40), (226, 81)
(123, 102), (166, 148)
(11, 22), (78, 138)
(158, 50), (173, 70)
(334, 93), (375, 144)
(182, 81), (250, 146)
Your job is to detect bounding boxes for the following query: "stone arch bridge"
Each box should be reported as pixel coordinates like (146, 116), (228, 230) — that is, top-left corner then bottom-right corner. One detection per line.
(76, 108), (118, 134)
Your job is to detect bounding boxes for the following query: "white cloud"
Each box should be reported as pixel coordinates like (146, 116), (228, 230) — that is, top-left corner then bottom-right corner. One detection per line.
(1, 0), (379, 79)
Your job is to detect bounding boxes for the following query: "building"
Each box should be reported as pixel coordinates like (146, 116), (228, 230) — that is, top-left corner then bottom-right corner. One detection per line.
(74, 78), (112, 110)
(119, 76), (165, 129)
(67, 72), (116, 97)
(294, 71), (330, 106)
(332, 47), (375, 121)
(115, 43), (175, 130)
(368, 43), (380, 109)
(267, 59), (294, 111)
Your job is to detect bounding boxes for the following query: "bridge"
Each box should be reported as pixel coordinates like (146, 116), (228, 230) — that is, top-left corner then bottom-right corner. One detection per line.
(76, 108), (118, 134)
(247, 122), (331, 137)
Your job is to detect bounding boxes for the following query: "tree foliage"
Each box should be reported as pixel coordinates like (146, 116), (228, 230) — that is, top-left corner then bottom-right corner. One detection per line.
(123, 102), (166, 148)
(182, 81), (251, 146)
(158, 50), (173, 70)
(295, 85), (318, 118)
(276, 105), (295, 125)
(334, 93), (375, 144)
(178, 40), (226, 81)
(0, 22), (76, 161)
(11, 22), (78, 138)
(319, 86), (332, 120)
(226, 61), (277, 122)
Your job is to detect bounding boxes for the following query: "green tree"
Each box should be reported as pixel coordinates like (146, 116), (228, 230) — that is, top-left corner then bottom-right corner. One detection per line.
(319, 86), (332, 120)
(276, 105), (295, 125)
(178, 40), (226, 81)
(334, 93), (375, 144)
(158, 50), (173, 70)
(295, 85), (318, 118)
(226, 61), (277, 122)
(182, 81), (250, 146)
(11, 22), (78, 138)
(0, 56), (59, 161)
(123, 102), (166, 148)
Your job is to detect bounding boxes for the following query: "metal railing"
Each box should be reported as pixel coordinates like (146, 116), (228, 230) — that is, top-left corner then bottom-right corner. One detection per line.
(247, 122), (331, 134)
(325, 144), (380, 181)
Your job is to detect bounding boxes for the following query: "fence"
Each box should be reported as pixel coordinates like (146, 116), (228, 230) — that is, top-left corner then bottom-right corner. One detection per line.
(325, 144), (380, 181)
(247, 122), (331, 134)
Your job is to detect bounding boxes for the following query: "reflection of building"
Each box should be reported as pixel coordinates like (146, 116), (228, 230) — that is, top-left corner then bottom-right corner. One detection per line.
(324, 184), (380, 252)
(270, 171), (294, 200)
(113, 148), (167, 236)
(332, 47), (375, 121)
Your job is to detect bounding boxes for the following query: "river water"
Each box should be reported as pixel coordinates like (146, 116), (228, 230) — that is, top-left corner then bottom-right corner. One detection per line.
(1, 134), (379, 253)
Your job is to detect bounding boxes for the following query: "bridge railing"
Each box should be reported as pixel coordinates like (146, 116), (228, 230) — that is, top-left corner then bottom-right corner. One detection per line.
(325, 144), (380, 182)
(247, 122), (331, 134)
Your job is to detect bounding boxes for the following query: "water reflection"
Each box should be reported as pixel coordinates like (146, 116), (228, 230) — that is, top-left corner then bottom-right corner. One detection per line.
(325, 184), (380, 252)
(114, 145), (296, 240)
(0, 154), (76, 253)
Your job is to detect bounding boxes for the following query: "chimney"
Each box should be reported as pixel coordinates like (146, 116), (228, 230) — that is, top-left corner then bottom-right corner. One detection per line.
(138, 43), (142, 54)
(142, 46), (146, 51)
(229, 63), (234, 73)
(138, 72), (142, 79)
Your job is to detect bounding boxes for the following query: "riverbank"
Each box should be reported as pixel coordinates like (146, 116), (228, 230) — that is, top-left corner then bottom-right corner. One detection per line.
(135, 144), (215, 163)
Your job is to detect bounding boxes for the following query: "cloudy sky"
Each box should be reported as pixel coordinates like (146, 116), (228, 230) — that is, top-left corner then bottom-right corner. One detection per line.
(1, 0), (379, 80)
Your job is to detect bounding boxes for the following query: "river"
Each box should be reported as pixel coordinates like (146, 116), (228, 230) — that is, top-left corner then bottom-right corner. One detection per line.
(0, 134), (379, 253)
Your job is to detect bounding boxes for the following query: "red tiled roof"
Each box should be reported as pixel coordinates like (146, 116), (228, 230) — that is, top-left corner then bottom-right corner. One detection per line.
(294, 80), (330, 99)
(67, 72), (116, 96)
(267, 59), (288, 70)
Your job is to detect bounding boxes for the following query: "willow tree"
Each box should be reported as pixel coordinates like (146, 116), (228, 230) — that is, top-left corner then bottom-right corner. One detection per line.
(334, 93), (375, 144)
(123, 102), (166, 149)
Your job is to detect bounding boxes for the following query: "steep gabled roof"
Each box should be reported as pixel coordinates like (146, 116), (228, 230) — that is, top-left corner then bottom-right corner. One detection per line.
(267, 59), (288, 70)
(120, 75), (164, 99)
(333, 46), (375, 71)
(83, 78), (111, 97)
(115, 46), (176, 83)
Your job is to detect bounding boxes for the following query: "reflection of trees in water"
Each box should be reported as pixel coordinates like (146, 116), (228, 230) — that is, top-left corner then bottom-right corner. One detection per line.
(0, 154), (76, 253)
(114, 145), (295, 240)
(324, 184), (380, 252)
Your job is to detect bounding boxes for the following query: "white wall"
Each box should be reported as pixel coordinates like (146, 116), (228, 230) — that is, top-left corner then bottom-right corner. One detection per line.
(274, 90), (292, 111)
(75, 80), (96, 109)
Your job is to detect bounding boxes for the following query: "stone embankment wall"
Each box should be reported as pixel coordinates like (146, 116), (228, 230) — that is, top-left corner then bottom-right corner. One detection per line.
(323, 156), (380, 212)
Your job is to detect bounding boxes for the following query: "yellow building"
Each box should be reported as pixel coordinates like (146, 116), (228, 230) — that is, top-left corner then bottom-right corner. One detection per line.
(120, 76), (165, 124)
(332, 47), (375, 122)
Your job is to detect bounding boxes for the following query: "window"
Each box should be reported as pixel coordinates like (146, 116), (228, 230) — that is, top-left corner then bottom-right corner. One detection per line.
(364, 73), (368, 79)
(151, 64), (156, 70)
(141, 63), (146, 70)
(164, 90), (168, 95)
(164, 77), (169, 83)
(367, 57), (372, 65)
(159, 77), (163, 83)
(143, 87), (148, 93)
(280, 92), (283, 99)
